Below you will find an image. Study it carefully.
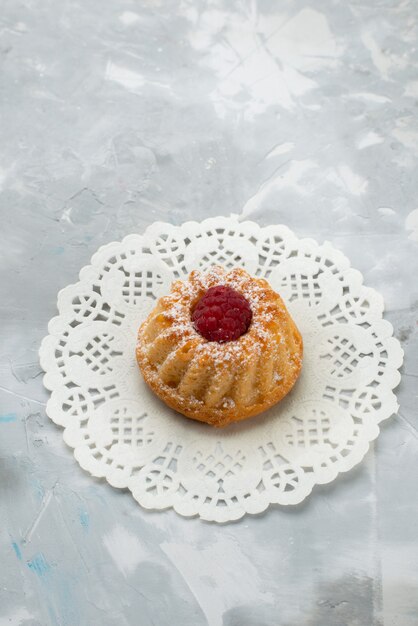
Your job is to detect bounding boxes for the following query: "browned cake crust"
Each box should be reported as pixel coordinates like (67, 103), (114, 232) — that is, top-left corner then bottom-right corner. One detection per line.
(136, 266), (303, 427)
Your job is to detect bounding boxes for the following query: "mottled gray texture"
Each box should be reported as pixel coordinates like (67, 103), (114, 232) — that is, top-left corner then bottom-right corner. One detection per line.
(1, 0), (418, 625)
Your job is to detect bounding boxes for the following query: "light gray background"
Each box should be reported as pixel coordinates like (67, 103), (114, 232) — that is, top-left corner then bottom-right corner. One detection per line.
(1, 1), (418, 625)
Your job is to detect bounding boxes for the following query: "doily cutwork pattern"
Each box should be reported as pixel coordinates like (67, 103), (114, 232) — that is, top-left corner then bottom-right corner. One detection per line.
(39, 216), (403, 522)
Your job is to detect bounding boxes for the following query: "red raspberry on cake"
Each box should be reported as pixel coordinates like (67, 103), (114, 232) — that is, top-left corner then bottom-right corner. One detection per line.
(192, 285), (252, 343)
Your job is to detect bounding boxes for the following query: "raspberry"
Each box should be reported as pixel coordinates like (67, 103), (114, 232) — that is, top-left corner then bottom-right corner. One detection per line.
(192, 285), (252, 343)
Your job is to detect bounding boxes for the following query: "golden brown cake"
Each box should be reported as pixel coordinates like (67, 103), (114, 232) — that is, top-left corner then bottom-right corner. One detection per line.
(136, 266), (303, 427)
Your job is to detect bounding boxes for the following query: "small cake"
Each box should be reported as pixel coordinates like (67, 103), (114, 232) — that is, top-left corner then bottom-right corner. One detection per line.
(136, 266), (303, 427)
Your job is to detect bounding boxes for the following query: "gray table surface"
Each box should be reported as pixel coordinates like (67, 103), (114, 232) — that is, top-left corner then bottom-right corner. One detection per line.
(1, 1), (418, 625)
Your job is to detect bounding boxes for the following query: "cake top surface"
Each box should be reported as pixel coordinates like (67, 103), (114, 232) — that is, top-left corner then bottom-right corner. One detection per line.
(142, 266), (288, 367)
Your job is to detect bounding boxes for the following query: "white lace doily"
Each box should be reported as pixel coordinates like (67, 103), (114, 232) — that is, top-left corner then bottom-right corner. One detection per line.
(39, 216), (403, 522)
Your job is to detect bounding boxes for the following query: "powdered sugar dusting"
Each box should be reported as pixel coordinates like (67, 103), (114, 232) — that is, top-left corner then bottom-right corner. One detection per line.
(161, 266), (281, 366)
